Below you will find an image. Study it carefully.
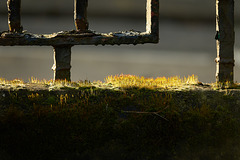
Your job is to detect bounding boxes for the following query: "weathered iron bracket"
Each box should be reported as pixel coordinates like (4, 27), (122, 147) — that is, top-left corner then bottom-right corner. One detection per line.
(1, 0), (159, 81)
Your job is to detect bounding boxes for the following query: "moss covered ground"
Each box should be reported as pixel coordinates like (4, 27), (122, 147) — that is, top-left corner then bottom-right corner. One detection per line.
(0, 75), (240, 160)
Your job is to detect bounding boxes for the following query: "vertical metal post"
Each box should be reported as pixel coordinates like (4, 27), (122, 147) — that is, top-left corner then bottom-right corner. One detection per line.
(7, 0), (22, 32)
(74, 0), (88, 32)
(146, 0), (159, 41)
(52, 46), (72, 81)
(215, 0), (235, 83)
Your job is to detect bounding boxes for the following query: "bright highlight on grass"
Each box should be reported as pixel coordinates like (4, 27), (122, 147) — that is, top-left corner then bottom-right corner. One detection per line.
(1, 75), (199, 90)
(0, 78), (24, 85)
(104, 74), (199, 89)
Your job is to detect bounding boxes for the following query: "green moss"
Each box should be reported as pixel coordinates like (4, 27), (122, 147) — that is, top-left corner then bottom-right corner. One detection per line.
(1, 86), (240, 160)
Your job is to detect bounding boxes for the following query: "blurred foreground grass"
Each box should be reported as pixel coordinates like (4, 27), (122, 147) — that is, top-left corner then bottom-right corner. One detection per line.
(1, 75), (240, 160)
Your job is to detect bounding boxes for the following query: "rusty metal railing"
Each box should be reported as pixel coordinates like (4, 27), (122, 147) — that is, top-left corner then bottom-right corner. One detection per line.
(215, 0), (235, 83)
(0, 0), (236, 83)
(0, 0), (159, 81)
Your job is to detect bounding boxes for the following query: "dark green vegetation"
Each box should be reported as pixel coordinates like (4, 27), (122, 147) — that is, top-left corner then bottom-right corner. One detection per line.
(1, 86), (240, 160)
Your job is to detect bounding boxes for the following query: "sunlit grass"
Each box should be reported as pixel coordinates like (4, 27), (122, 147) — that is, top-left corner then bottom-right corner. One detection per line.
(0, 77), (91, 88)
(0, 78), (25, 86)
(1, 74), (201, 90)
(104, 74), (199, 89)
(0, 78), (24, 84)
(2, 75), (240, 90)
(29, 77), (50, 84)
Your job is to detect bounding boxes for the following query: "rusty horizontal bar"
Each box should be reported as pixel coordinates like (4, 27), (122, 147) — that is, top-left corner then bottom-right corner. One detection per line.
(0, 31), (158, 46)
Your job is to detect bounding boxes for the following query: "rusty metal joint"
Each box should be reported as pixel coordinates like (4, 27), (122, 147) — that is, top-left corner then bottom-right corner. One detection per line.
(52, 64), (71, 71)
(215, 57), (235, 65)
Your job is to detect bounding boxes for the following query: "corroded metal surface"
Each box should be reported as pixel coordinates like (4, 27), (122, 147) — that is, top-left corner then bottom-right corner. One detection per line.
(74, 0), (88, 32)
(215, 0), (235, 82)
(1, 0), (159, 46)
(0, 30), (157, 46)
(7, 0), (22, 33)
(146, 0), (159, 40)
(52, 46), (72, 81)
(1, 0), (159, 81)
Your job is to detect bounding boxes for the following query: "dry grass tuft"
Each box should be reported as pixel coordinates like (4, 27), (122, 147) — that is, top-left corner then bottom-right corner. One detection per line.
(104, 74), (198, 89)
(0, 75), (201, 90)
